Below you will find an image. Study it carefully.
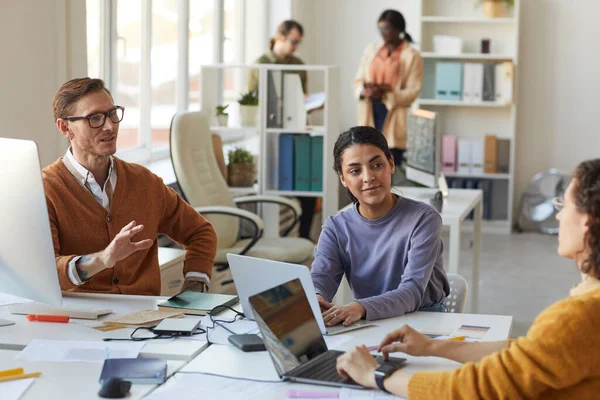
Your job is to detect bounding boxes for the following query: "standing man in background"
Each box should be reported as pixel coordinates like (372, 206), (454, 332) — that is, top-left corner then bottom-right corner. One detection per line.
(247, 20), (316, 240)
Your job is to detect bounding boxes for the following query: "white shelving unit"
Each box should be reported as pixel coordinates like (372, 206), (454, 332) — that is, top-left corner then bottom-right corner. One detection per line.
(200, 64), (340, 233)
(417, 0), (521, 233)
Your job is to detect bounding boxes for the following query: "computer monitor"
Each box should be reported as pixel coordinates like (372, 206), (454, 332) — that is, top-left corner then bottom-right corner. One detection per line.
(405, 109), (445, 190)
(0, 138), (62, 307)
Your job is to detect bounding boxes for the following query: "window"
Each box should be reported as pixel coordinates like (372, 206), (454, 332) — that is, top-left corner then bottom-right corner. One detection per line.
(85, 0), (247, 163)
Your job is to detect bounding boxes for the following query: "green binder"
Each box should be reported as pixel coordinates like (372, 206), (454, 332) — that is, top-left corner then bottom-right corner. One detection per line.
(157, 291), (239, 316)
(310, 136), (323, 192)
(294, 135), (311, 191)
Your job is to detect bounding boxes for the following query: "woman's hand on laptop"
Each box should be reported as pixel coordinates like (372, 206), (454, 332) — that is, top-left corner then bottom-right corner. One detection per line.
(322, 302), (366, 327)
(336, 345), (378, 389)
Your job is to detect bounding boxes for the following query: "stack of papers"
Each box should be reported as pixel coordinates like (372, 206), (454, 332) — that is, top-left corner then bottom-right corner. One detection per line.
(0, 378), (35, 400)
(104, 309), (185, 328)
(15, 339), (146, 363)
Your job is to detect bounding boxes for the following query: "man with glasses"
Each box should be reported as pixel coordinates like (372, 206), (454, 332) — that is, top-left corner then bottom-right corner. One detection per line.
(42, 78), (217, 295)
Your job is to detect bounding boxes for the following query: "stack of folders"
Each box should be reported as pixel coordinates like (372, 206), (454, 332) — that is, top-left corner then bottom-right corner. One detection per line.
(278, 134), (323, 192)
(442, 135), (510, 175)
(434, 61), (513, 104)
(447, 177), (494, 220)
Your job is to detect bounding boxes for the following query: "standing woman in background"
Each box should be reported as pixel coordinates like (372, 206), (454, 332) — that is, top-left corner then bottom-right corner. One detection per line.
(354, 9), (423, 167)
(246, 20), (315, 239)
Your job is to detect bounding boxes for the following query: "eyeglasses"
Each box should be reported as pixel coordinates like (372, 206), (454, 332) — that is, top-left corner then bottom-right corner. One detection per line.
(553, 196), (564, 211)
(65, 106), (124, 128)
(289, 39), (301, 46)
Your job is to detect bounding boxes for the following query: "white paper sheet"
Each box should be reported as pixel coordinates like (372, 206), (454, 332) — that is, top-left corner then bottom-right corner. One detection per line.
(0, 293), (33, 307)
(323, 334), (352, 350)
(0, 378), (35, 400)
(341, 388), (406, 399)
(145, 373), (278, 400)
(15, 339), (145, 363)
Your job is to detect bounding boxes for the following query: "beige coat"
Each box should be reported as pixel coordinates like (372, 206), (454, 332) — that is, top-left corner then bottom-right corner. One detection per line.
(354, 41), (423, 149)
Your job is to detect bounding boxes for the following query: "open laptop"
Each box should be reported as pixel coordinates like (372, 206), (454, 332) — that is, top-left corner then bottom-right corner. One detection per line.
(228, 254), (373, 335)
(249, 278), (406, 388)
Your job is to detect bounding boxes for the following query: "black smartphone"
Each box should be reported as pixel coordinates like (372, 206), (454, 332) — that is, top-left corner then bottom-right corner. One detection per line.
(228, 334), (266, 352)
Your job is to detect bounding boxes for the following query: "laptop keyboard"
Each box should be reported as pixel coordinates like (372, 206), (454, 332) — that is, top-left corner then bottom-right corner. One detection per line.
(288, 350), (349, 383)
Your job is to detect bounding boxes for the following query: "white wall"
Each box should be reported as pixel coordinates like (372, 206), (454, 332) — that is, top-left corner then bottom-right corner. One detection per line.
(0, 0), (87, 168)
(515, 0), (600, 200)
(293, 0), (600, 213)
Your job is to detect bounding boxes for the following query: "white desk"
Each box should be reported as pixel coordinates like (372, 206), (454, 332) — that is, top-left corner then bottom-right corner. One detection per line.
(163, 311), (512, 399)
(393, 187), (483, 313)
(0, 349), (184, 400)
(0, 293), (208, 361)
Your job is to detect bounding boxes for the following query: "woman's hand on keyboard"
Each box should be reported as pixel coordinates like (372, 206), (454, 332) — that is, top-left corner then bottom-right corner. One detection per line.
(322, 302), (366, 327)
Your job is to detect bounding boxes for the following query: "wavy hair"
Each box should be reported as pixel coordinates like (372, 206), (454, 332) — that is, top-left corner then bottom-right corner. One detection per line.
(572, 159), (600, 279)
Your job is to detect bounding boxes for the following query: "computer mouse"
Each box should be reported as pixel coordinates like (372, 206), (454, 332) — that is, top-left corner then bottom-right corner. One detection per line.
(98, 377), (132, 399)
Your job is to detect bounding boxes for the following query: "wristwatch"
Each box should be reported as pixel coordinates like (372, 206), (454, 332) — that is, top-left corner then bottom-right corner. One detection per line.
(374, 363), (400, 393)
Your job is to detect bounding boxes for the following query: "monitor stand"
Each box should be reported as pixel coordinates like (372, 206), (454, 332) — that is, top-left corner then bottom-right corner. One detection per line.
(0, 319), (15, 327)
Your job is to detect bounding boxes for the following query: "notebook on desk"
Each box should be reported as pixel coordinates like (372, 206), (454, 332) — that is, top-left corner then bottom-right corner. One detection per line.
(99, 358), (167, 384)
(157, 291), (239, 316)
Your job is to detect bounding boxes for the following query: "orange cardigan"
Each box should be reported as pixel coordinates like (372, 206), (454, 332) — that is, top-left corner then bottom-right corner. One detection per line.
(42, 157), (217, 295)
(408, 288), (600, 399)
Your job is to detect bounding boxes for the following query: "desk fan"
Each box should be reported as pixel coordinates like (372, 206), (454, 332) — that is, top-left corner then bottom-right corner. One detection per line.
(516, 169), (570, 234)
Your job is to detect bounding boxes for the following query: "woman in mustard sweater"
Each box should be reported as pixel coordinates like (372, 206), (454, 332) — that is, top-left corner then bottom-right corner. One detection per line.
(336, 158), (600, 399)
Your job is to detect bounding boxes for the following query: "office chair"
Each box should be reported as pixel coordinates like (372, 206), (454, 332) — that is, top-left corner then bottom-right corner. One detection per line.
(444, 273), (468, 313)
(169, 111), (315, 285)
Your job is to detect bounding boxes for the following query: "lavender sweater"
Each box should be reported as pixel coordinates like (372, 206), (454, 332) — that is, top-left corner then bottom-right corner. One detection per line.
(311, 196), (449, 320)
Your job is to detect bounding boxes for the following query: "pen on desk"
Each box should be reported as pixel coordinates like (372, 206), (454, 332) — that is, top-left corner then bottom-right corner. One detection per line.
(0, 372), (42, 383)
(26, 314), (70, 323)
(287, 389), (339, 399)
(0, 367), (24, 378)
(448, 335), (466, 341)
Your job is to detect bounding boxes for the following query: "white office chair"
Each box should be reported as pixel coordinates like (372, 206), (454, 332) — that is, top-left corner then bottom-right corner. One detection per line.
(169, 111), (315, 282)
(444, 273), (468, 313)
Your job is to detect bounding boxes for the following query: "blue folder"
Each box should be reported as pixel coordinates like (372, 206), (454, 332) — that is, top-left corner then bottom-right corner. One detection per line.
(278, 134), (294, 190)
(310, 136), (323, 192)
(294, 135), (311, 191)
(435, 62), (463, 101)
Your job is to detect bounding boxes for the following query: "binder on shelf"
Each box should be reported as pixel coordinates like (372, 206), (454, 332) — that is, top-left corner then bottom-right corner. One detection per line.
(500, 62), (514, 104)
(476, 179), (493, 220)
(283, 73), (307, 130)
(497, 139), (510, 173)
(442, 135), (457, 173)
(470, 139), (485, 175)
(310, 136), (323, 192)
(462, 63), (473, 103)
(435, 62), (463, 101)
(293, 135), (311, 191)
(278, 134), (295, 190)
(484, 135), (498, 173)
(494, 63), (504, 104)
(266, 70), (283, 128)
(471, 63), (484, 103)
(457, 137), (471, 174)
(482, 64), (495, 102)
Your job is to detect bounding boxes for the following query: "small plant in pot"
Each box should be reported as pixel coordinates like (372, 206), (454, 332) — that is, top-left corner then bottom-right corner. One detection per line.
(215, 104), (229, 127)
(478, 0), (514, 18)
(238, 90), (259, 127)
(227, 147), (256, 187)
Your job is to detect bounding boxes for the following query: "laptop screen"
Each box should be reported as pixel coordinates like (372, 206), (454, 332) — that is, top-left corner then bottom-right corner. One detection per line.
(249, 278), (328, 377)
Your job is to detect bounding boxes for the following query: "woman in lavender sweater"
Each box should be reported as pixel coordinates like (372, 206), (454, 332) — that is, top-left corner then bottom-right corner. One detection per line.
(311, 126), (449, 327)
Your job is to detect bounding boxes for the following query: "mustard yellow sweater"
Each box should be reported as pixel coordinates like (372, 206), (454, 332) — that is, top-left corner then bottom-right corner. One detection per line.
(409, 288), (600, 399)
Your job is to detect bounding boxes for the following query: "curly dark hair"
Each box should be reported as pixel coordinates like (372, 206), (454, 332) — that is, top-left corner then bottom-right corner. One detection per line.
(333, 126), (393, 203)
(572, 159), (600, 279)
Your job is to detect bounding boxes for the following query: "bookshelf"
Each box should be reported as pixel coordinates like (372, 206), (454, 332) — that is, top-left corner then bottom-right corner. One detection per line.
(199, 64), (340, 233)
(416, 0), (521, 233)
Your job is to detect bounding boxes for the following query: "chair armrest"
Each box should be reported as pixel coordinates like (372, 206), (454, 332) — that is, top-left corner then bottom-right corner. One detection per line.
(194, 206), (265, 232)
(234, 195), (302, 216)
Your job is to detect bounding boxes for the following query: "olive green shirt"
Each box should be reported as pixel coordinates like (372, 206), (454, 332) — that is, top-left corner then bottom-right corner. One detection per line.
(247, 49), (308, 94)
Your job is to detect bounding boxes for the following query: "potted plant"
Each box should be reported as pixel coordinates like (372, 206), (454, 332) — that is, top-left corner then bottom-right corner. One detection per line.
(479, 0), (514, 18)
(227, 147), (256, 187)
(237, 90), (259, 127)
(215, 104), (229, 127)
